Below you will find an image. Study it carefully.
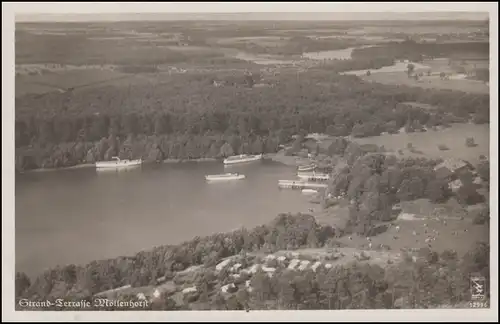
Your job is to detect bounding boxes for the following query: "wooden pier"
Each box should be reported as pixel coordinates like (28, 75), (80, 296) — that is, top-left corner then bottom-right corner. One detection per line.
(278, 180), (328, 190)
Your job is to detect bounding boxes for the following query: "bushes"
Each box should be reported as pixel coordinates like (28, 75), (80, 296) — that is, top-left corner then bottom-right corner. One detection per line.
(476, 161), (490, 182)
(473, 207), (489, 225)
(465, 137), (477, 147)
(437, 144), (450, 151)
(455, 184), (485, 206)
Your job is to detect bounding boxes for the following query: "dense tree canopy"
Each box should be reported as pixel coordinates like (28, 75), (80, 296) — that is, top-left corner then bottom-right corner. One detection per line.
(15, 69), (489, 171)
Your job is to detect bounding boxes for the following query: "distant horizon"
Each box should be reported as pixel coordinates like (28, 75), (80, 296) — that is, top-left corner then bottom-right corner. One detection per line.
(16, 12), (489, 23)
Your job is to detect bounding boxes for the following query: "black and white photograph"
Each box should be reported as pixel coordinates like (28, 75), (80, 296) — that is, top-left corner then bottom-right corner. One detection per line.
(3, 2), (498, 322)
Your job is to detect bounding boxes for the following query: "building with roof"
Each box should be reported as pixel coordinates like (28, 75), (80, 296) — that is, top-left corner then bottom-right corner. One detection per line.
(434, 158), (472, 180)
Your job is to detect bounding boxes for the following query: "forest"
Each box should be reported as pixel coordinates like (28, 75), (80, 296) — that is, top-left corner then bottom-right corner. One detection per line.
(351, 41), (489, 63)
(15, 70), (489, 171)
(15, 213), (490, 310)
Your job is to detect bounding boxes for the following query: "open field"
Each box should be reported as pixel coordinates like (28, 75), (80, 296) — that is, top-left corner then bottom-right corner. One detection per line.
(315, 194), (489, 257)
(361, 71), (489, 94)
(15, 69), (131, 97)
(351, 123), (489, 165)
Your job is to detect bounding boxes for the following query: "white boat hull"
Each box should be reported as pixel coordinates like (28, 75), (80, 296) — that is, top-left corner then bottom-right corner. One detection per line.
(95, 159), (142, 169)
(205, 174), (246, 181)
(302, 189), (319, 194)
(223, 154), (263, 165)
(298, 165), (316, 172)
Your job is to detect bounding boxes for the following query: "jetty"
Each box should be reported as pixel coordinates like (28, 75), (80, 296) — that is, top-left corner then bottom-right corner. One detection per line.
(278, 180), (328, 190)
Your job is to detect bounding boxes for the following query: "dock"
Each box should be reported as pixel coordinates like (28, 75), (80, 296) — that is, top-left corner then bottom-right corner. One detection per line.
(278, 180), (328, 190)
(296, 173), (330, 181)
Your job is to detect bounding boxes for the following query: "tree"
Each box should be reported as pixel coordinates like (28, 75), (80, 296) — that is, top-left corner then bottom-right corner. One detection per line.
(465, 137), (476, 147)
(476, 161), (489, 182)
(439, 72), (446, 80)
(291, 134), (304, 153)
(219, 142), (234, 157)
(456, 185), (485, 206)
(407, 64), (415, 77)
(327, 137), (348, 156)
(426, 179), (451, 203)
(16, 272), (31, 298)
(251, 137), (264, 154)
(475, 69), (489, 83)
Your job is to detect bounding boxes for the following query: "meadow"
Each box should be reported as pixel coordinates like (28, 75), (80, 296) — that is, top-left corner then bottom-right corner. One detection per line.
(351, 123), (489, 165)
(361, 72), (489, 94)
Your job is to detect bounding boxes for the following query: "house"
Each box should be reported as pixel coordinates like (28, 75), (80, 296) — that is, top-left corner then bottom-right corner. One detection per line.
(261, 266), (276, 274)
(230, 263), (242, 272)
(215, 259), (232, 271)
(298, 260), (311, 271)
(434, 158), (472, 180)
(449, 179), (464, 191)
(221, 283), (236, 293)
(277, 256), (287, 262)
(311, 261), (322, 272)
(181, 286), (197, 294)
(287, 259), (301, 270)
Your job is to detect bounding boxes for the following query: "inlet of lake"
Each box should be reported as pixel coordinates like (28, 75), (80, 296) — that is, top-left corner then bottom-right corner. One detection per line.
(15, 160), (317, 277)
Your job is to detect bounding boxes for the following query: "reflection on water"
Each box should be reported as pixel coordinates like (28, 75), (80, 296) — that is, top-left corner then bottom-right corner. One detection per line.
(16, 161), (315, 276)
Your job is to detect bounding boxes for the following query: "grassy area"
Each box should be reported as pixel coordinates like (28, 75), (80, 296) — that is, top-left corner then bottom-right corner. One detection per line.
(15, 69), (131, 97)
(361, 71), (489, 94)
(351, 123), (489, 165)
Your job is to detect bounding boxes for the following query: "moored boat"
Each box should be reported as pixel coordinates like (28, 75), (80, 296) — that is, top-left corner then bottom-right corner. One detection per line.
(95, 157), (142, 169)
(297, 172), (330, 181)
(301, 189), (318, 195)
(223, 154), (263, 165)
(297, 163), (316, 172)
(205, 173), (246, 181)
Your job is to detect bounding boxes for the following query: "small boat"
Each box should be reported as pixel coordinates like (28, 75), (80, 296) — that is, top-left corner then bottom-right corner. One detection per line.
(205, 173), (246, 181)
(302, 189), (318, 195)
(298, 163), (316, 172)
(223, 154), (263, 165)
(95, 156), (142, 169)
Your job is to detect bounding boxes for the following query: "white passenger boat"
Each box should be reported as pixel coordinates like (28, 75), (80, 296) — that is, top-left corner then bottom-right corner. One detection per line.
(297, 172), (330, 181)
(298, 163), (316, 172)
(223, 154), (263, 165)
(95, 157), (142, 169)
(301, 189), (319, 195)
(205, 173), (246, 182)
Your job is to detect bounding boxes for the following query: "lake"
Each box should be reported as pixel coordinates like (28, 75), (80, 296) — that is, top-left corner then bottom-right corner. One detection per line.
(302, 45), (375, 61)
(15, 161), (316, 277)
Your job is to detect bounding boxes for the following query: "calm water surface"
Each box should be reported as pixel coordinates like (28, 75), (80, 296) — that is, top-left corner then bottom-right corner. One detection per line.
(16, 161), (316, 276)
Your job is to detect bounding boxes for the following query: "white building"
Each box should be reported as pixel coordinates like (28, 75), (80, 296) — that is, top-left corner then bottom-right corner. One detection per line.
(215, 259), (232, 272)
(287, 259), (301, 270)
(221, 283), (236, 293)
(298, 260), (311, 271)
(311, 261), (322, 272)
(182, 286), (197, 294)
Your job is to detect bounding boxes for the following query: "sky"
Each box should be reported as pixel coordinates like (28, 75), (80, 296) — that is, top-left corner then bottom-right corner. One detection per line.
(16, 12), (489, 22)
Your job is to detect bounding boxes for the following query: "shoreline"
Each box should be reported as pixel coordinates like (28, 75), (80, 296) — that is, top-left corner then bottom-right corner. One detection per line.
(19, 153), (307, 174)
